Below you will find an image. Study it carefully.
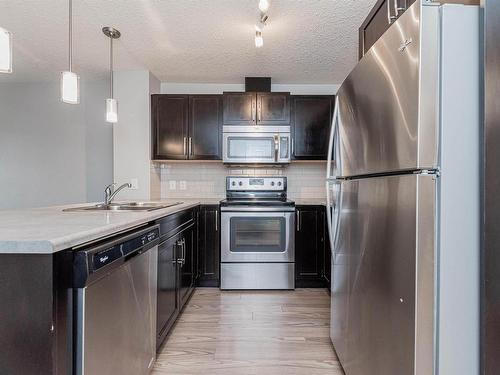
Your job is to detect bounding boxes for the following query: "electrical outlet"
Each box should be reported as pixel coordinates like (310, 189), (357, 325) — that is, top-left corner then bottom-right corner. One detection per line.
(169, 180), (177, 190)
(130, 178), (139, 190)
(180, 181), (187, 190)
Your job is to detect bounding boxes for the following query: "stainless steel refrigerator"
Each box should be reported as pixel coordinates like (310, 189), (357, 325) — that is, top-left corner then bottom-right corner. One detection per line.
(326, 2), (480, 375)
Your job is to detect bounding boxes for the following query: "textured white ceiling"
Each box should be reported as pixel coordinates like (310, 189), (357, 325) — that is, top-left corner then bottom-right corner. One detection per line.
(0, 0), (377, 84)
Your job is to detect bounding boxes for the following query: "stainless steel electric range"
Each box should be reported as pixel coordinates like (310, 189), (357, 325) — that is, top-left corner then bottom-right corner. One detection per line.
(220, 176), (295, 290)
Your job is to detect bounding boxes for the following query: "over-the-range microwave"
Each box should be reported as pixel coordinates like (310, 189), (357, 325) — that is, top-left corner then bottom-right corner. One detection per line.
(222, 126), (291, 165)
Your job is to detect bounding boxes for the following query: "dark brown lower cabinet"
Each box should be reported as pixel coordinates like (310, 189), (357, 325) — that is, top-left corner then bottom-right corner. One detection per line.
(197, 205), (220, 287)
(157, 233), (180, 347)
(156, 209), (198, 349)
(295, 205), (330, 288)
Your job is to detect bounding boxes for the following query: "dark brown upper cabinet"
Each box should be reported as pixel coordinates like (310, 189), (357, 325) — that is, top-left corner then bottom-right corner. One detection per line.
(222, 92), (256, 125)
(291, 95), (334, 160)
(359, 0), (417, 59)
(256, 93), (291, 125)
(152, 94), (222, 160)
(152, 95), (189, 160)
(223, 92), (290, 126)
(189, 95), (222, 160)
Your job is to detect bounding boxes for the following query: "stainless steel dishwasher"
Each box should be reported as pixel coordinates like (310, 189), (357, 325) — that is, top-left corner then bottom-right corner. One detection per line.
(73, 225), (160, 375)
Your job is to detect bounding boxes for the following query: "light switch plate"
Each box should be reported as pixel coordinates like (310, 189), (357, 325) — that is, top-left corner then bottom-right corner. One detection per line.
(169, 180), (177, 190)
(180, 181), (187, 190)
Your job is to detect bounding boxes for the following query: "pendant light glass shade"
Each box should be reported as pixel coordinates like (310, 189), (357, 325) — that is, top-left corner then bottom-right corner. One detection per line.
(61, 71), (80, 104)
(106, 98), (118, 123)
(0, 27), (13, 73)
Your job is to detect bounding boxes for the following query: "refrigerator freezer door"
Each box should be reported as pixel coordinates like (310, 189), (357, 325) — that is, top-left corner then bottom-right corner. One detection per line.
(330, 173), (436, 375)
(335, 2), (439, 177)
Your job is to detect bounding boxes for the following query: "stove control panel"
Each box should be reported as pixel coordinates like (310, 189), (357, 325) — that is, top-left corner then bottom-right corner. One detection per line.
(227, 176), (287, 191)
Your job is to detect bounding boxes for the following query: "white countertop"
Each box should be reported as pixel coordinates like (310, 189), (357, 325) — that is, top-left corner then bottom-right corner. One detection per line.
(0, 197), (326, 255)
(293, 199), (327, 206)
(0, 199), (216, 255)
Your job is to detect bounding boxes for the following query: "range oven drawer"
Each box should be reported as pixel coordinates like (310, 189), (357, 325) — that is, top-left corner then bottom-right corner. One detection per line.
(220, 263), (294, 290)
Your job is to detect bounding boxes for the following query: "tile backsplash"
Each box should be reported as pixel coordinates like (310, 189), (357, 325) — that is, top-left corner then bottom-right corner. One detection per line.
(150, 162), (327, 200)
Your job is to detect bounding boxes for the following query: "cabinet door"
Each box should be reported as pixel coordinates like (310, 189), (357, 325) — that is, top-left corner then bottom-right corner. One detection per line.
(157, 234), (180, 348)
(198, 205), (220, 287)
(295, 206), (325, 287)
(359, 0), (417, 58)
(179, 224), (196, 308)
(151, 94), (189, 160)
(292, 96), (334, 160)
(189, 95), (222, 160)
(223, 92), (256, 125)
(257, 92), (290, 125)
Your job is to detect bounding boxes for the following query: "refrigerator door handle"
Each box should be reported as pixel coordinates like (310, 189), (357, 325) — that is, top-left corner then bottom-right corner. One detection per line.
(327, 96), (340, 180)
(326, 181), (335, 248)
(332, 183), (342, 252)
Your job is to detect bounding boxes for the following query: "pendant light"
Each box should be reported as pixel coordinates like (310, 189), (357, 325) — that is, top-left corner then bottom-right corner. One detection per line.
(0, 27), (13, 73)
(60, 0), (80, 104)
(102, 27), (120, 123)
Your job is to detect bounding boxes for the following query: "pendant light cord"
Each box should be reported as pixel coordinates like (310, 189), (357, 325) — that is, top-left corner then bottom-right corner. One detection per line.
(110, 36), (113, 98)
(69, 0), (72, 72)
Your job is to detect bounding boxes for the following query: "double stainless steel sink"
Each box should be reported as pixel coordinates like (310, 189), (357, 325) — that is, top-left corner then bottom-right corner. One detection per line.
(63, 201), (183, 212)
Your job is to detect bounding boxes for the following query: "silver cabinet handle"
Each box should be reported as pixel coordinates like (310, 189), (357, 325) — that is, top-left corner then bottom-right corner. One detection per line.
(257, 99), (262, 122)
(252, 99), (256, 122)
(189, 137), (193, 156)
(183, 137), (187, 156)
(274, 135), (279, 162)
(215, 210), (218, 231)
(395, 0), (406, 15)
(291, 138), (295, 156)
(182, 238), (186, 265)
(387, 0), (397, 24)
(176, 240), (183, 264)
(296, 210), (300, 231)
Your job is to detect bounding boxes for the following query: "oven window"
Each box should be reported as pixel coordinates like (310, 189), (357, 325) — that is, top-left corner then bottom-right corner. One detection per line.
(230, 217), (286, 253)
(227, 136), (274, 159)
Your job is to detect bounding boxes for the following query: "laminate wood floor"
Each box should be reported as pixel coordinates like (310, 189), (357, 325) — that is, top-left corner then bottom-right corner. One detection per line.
(152, 288), (344, 375)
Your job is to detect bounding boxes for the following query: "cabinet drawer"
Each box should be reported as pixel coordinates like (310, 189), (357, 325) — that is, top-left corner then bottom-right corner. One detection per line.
(157, 208), (195, 240)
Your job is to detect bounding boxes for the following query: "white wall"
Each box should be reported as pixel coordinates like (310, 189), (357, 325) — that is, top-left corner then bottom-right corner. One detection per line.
(161, 82), (340, 95)
(0, 80), (112, 209)
(113, 70), (161, 201)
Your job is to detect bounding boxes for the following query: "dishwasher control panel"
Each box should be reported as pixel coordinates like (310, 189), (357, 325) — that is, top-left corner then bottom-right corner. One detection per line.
(73, 225), (160, 288)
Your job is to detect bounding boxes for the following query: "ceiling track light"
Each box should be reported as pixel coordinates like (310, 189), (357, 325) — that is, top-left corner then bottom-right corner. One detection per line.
(254, 1), (269, 48)
(0, 26), (13, 73)
(259, 0), (270, 13)
(61, 0), (80, 104)
(255, 30), (263, 48)
(103, 27), (121, 124)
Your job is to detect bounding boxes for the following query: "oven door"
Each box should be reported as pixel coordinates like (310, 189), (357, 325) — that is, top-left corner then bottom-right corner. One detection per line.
(223, 132), (291, 164)
(221, 211), (295, 262)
